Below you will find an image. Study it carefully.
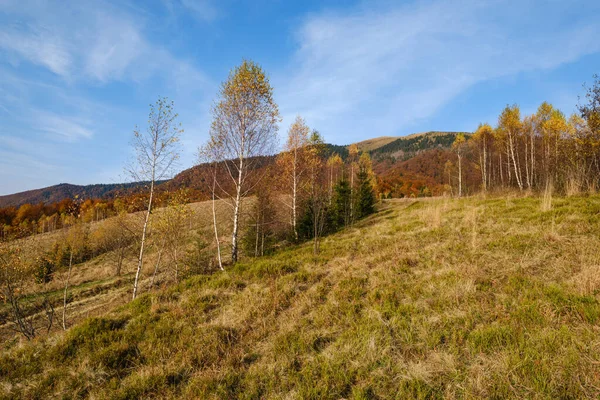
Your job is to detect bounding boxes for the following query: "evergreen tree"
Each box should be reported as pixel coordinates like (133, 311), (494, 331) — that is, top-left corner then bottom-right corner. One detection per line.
(332, 179), (351, 229)
(355, 164), (376, 219)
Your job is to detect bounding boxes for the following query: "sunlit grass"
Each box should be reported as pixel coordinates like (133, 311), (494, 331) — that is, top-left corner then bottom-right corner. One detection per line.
(2, 195), (600, 398)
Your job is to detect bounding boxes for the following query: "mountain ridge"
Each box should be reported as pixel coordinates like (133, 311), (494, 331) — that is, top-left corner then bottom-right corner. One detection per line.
(0, 131), (469, 207)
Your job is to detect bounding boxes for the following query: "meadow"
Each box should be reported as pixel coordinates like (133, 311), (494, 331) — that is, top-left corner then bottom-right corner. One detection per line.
(2, 194), (600, 399)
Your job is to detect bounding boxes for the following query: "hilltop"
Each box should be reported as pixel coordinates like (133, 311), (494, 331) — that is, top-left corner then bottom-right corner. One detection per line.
(351, 136), (400, 152)
(3, 195), (600, 398)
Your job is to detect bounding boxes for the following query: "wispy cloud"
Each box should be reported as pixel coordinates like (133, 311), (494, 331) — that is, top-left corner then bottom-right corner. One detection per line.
(180, 0), (218, 21)
(0, 24), (71, 76)
(276, 0), (600, 141)
(0, 0), (212, 85)
(36, 111), (93, 141)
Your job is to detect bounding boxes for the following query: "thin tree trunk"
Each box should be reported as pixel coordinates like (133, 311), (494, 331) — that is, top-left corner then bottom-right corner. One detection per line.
(116, 248), (124, 277)
(458, 153), (462, 197)
(292, 153), (298, 240)
(350, 164), (354, 222)
(133, 177), (154, 300)
(150, 242), (164, 288)
(509, 132), (523, 190)
(211, 173), (223, 270)
(62, 250), (74, 330)
(254, 208), (260, 257)
(499, 152), (504, 187)
(232, 156), (244, 264)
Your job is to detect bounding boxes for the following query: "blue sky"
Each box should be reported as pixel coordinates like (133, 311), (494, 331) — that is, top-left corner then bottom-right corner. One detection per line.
(1, 0), (599, 195)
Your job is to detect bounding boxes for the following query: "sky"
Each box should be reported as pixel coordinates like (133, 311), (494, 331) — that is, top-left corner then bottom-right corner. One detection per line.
(1, 0), (599, 195)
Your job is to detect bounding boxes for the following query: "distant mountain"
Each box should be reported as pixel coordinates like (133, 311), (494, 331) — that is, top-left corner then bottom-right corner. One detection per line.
(0, 182), (158, 208)
(0, 132), (471, 208)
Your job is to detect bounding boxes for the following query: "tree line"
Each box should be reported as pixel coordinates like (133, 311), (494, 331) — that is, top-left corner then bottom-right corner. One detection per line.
(447, 75), (600, 197)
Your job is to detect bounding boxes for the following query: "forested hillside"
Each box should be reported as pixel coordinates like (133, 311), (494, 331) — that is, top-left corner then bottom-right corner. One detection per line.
(0, 182), (158, 208)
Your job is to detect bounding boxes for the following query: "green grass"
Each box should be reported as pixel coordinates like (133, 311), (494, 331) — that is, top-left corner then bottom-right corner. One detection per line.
(2, 195), (600, 399)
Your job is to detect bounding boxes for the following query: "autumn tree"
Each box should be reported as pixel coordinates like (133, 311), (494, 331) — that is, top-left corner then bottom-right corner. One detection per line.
(578, 74), (600, 139)
(61, 220), (90, 330)
(471, 123), (493, 192)
(244, 173), (278, 257)
(498, 105), (524, 190)
(326, 153), (344, 203)
(204, 59), (279, 263)
(452, 133), (467, 197)
(92, 203), (136, 277)
(348, 143), (359, 222)
(306, 131), (328, 254)
(197, 145), (225, 270)
(127, 97), (182, 300)
(277, 116), (310, 240)
(151, 190), (191, 284)
(355, 153), (376, 218)
(1, 244), (55, 339)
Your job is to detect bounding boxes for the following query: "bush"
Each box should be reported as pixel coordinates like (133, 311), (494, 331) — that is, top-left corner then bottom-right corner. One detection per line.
(33, 255), (55, 284)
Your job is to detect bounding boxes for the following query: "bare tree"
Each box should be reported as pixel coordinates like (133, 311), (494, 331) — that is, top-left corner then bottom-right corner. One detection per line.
(203, 60), (279, 264)
(61, 222), (88, 330)
(127, 97), (182, 300)
(0, 244), (55, 339)
(151, 190), (191, 283)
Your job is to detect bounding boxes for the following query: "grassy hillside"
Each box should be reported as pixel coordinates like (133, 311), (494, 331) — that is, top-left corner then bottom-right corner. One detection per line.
(352, 136), (400, 152)
(3, 195), (600, 398)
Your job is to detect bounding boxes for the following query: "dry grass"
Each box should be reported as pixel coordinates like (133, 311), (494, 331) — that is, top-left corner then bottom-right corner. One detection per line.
(351, 136), (400, 152)
(541, 181), (553, 211)
(2, 195), (600, 399)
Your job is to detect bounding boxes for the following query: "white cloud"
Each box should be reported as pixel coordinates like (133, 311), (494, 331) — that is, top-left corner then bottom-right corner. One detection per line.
(180, 0), (217, 21)
(0, 0), (211, 86)
(83, 12), (145, 82)
(36, 111), (93, 140)
(276, 0), (600, 142)
(0, 24), (71, 76)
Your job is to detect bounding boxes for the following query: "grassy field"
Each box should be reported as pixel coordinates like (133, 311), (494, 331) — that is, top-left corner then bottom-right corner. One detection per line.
(0, 198), (249, 343)
(2, 194), (600, 399)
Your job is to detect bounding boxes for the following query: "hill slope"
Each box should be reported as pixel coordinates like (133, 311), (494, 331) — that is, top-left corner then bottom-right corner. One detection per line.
(3, 195), (600, 398)
(351, 136), (400, 152)
(372, 131), (470, 159)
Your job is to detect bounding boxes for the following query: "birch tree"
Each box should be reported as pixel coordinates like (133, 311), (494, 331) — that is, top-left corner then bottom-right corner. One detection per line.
(127, 97), (182, 300)
(327, 153), (343, 203)
(277, 116), (310, 240)
(307, 131), (328, 254)
(204, 60), (279, 264)
(471, 123), (493, 192)
(498, 105), (524, 190)
(452, 133), (467, 197)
